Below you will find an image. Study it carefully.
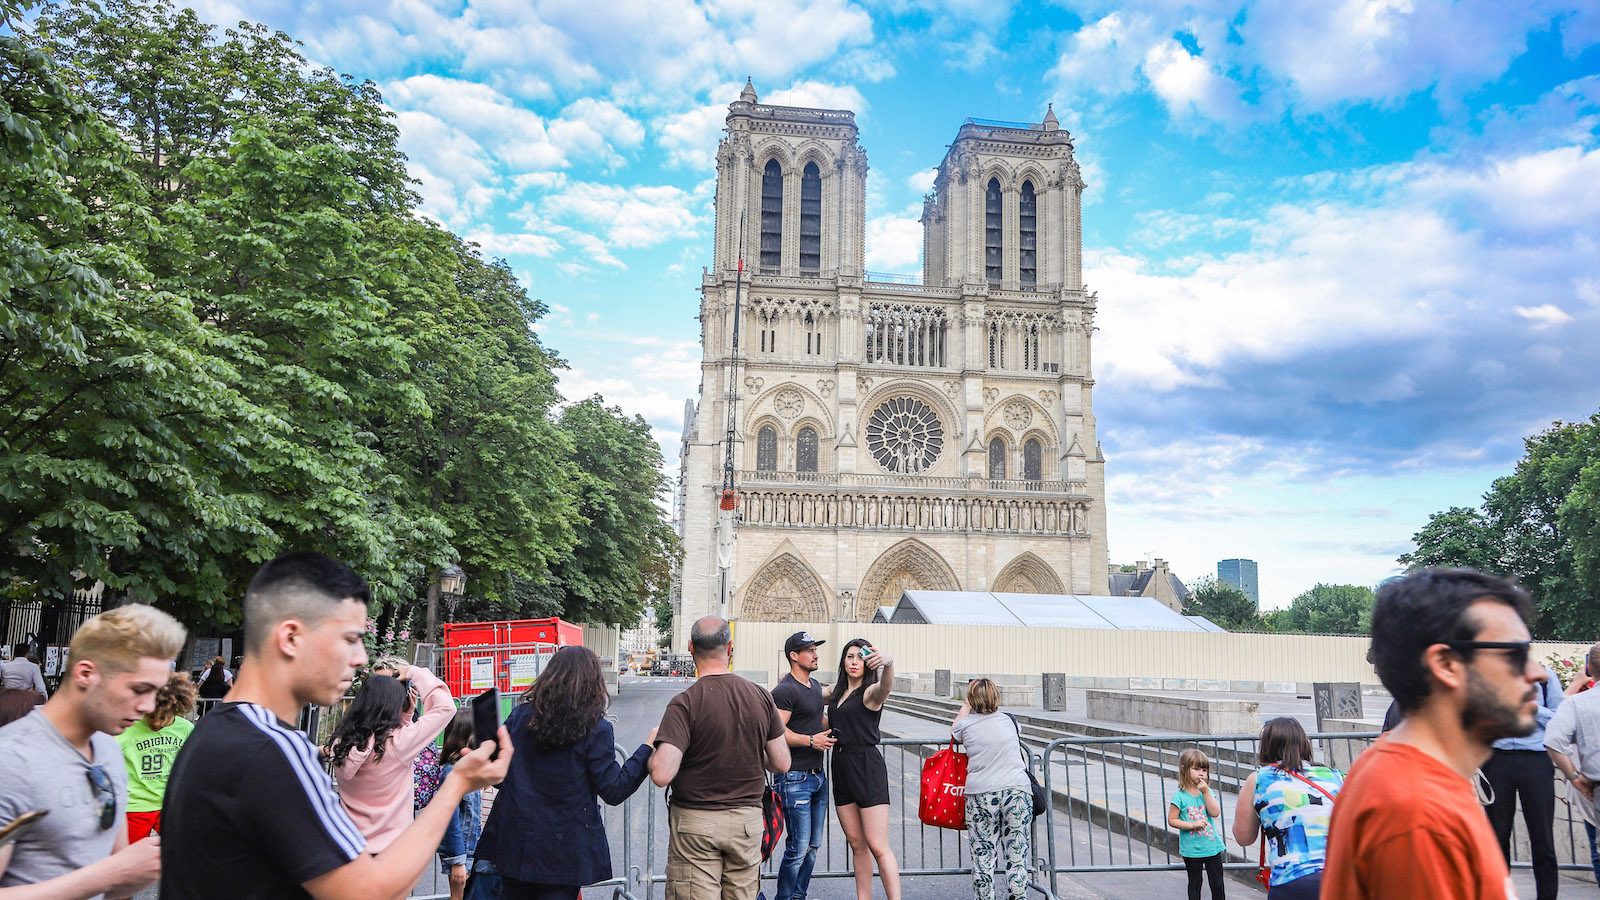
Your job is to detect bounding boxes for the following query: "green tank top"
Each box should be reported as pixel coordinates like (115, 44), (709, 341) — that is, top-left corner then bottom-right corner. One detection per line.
(117, 716), (195, 811)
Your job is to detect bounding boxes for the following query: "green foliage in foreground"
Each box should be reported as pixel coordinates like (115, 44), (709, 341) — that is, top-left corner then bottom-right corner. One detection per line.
(1, 0), (673, 631)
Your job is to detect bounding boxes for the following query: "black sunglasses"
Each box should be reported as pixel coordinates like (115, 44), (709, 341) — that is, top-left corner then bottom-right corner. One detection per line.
(86, 765), (116, 831)
(1442, 640), (1532, 672)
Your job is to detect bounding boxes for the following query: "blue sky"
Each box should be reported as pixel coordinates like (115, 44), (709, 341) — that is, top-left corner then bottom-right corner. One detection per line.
(182, 0), (1600, 608)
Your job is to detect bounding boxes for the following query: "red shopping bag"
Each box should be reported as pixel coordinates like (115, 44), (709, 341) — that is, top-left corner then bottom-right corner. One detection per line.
(919, 741), (969, 829)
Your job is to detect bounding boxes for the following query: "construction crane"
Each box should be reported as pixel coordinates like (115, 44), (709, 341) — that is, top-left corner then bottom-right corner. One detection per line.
(716, 212), (747, 620)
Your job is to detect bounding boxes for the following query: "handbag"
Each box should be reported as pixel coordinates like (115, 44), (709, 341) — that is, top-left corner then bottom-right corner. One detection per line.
(760, 777), (785, 862)
(1256, 766), (1339, 892)
(919, 740), (969, 829)
(1006, 714), (1048, 817)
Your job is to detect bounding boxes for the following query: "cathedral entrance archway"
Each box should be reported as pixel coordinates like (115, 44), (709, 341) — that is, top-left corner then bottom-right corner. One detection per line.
(856, 539), (959, 620)
(992, 552), (1064, 594)
(739, 551), (831, 623)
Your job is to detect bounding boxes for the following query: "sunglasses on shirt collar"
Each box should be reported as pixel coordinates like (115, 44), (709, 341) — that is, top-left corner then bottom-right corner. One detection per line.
(86, 765), (116, 831)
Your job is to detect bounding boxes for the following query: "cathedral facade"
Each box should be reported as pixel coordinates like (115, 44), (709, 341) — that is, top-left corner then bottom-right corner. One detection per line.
(673, 82), (1109, 645)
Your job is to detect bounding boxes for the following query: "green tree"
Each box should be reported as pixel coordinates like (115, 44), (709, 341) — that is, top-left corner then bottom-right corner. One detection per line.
(1273, 584), (1375, 634)
(1182, 577), (1261, 630)
(1398, 507), (1502, 572)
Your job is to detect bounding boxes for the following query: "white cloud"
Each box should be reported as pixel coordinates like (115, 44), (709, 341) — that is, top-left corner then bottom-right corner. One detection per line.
(1142, 39), (1249, 124)
(907, 168), (937, 193)
(464, 229), (562, 258)
(1514, 304), (1574, 328)
(865, 207), (923, 273)
(549, 98), (645, 166)
(765, 80), (867, 114)
(539, 181), (706, 249)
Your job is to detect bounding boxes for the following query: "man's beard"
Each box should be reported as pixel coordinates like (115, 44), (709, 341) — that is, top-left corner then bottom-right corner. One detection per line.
(1461, 668), (1536, 743)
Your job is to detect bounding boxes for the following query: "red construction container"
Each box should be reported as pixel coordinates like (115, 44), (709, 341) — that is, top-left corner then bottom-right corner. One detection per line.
(438, 617), (584, 696)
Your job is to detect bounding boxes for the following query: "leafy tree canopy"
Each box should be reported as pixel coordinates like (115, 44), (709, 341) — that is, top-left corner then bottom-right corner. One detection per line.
(1183, 577), (1261, 631)
(1271, 583), (1375, 635)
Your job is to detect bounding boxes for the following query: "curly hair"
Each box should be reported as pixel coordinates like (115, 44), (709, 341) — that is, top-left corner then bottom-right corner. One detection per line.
(146, 672), (199, 730)
(325, 675), (407, 768)
(526, 646), (608, 751)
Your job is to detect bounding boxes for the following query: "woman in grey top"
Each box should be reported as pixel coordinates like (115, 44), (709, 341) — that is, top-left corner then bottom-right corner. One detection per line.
(951, 678), (1031, 900)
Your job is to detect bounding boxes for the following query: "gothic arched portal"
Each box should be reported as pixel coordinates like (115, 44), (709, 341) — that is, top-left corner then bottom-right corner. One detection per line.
(739, 553), (830, 623)
(992, 552), (1065, 595)
(856, 539), (960, 620)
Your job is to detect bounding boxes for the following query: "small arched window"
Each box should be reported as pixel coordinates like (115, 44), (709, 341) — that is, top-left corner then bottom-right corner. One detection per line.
(757, 425), (777, 471)
(1019, 180), (1037, 288)
(1024, 438), (1042, 483)
(985, 178), (1003, 285)
(988, 436), (1007, 481)
(760, 160), (783, 271)
(797, 427), (818, 473)
(800, 163), (822, 274)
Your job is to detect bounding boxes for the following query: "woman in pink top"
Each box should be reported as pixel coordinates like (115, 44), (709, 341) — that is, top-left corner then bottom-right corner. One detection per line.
(325, 662), (455, 852)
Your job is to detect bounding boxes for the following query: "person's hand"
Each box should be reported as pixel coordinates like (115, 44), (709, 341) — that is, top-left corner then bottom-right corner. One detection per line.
(865, 649), (891, 670)
(812, 730), (838, 750)
(448, 864), (468, 891)
(1574, 774), (1595, 800)
(450, 725), (513, 790)
(646, 726), (659, 746)
(1199, 778), (1212, 794)
(102, 835), (162, 895)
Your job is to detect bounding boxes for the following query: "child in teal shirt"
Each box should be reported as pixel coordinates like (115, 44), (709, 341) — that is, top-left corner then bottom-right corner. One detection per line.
(1169, 747), (1225, 899)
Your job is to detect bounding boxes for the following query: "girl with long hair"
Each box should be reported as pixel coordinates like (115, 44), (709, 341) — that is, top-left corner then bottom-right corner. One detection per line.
(1232, 717), (1344, 900)
(1169, 748), (1225, 900)
(477, 645), (655, 900)
(825, 638), (900, 900)
(117, 671), (200, 842)
(326, 662), (456, 853)
(435, 709), (487, 900)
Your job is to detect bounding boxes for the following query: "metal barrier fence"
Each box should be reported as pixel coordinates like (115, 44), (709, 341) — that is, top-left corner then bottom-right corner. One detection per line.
(392, 730), (1596, 899)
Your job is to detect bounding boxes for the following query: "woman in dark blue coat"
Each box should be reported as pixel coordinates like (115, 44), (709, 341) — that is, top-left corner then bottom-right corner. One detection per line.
(476, 646), (654, 899)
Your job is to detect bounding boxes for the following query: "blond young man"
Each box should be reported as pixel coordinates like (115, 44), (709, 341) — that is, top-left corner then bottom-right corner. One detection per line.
(0, 604), (186, 899)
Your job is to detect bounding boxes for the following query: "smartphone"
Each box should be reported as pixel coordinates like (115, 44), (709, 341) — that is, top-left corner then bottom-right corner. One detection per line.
(470, 687), (501, 761)
(859, 645), (875, 658)
(0, 810), (47, 850)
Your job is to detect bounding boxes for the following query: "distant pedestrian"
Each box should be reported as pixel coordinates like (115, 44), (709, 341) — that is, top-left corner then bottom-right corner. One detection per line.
(827, 638), (900, 900)
(1565, 649), (1596, 696)
(197, 656), (230, 700)
(0, 604), (183, 896)
(0, 687), (41, 728)
(1546, 642), (1600, 886)
(117, 671), (199, 843)
(1168, 748), (1225, 900)
(650, 616), (789, 900)
(327, 660), (456, 853)
(480, 645), (654, 899)
(1483, 660), (1562, 900)
(435, 709), (483, 900)
(159, 551), (511, 899)
(1322, 567), (1544, 900)
(771, 630), (833, 900)
(951, 678), (1031, 900)
(1232, 717), (1342, 900)
(0, 642), (47, 697)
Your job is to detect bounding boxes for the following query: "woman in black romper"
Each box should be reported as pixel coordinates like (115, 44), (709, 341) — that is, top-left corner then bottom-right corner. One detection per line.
(826, 638), (901, 900)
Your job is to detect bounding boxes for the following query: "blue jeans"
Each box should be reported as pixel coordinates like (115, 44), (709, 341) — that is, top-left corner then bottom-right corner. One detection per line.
(1586, 822), (1600, 886)
(775, 769), (828, 900)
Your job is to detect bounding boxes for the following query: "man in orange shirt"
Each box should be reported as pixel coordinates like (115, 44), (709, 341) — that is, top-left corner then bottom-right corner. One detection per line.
(1322, 568), (1545, 900)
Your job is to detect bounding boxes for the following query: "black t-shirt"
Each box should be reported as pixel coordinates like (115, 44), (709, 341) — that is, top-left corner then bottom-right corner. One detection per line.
(772, 673), (825, 771)
(160, 702), (365, 899)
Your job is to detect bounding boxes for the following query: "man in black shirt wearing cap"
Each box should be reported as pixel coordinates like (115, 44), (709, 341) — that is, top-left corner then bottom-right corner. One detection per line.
(770, 631), (834, 900)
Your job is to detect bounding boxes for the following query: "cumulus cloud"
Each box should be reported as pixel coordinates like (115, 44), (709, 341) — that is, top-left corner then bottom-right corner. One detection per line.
(865, 207), (924, 273)
(1142, 39), (1249, 124)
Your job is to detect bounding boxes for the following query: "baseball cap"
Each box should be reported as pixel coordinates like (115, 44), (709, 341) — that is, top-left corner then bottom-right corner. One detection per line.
(784, 631), (826, 655)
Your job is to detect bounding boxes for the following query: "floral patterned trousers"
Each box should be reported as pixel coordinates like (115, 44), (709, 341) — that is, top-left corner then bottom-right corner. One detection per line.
(964, 786), (1032, 900)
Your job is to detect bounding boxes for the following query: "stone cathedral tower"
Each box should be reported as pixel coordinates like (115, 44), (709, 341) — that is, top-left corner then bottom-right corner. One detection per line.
(673, 83), (1109, 645)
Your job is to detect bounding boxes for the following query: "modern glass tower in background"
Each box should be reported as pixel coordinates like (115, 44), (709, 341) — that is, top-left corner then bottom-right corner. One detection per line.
(1217, 558), (1259, 607)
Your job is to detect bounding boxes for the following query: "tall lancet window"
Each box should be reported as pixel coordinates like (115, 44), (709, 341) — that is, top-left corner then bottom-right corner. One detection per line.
(796, 427), (818, 473)
(756, 425), (778, 471)
(800, 163), (822, 274)
(988, 436), (1007, 480)
(760, 160), (783, 271)
(1019, 180), (1038, 288)
(984, 178), (1002, 285)
(1024, 438), (1042, 483)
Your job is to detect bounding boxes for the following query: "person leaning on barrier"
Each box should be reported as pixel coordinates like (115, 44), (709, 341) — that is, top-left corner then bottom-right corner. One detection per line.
(1321, 567), (1546, 900)
(1545, 641), (1600, 887)
(158, 551), (511, 900)
(770, 631), (833, 900)
(0, 604), (184, 899)
(951, 678), (1032, 900)
(649, 616), (789, 900)
(1231, 717), (1343, 900)
(476, 645), (654, 899)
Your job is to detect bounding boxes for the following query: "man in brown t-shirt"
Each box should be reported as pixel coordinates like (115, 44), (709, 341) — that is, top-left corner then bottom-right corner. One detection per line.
(1323, 568), (1545, 900)
(651, 616), (789, 900)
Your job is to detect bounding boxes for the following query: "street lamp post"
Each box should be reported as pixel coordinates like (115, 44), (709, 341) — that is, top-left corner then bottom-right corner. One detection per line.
(424, 564), (467, 645)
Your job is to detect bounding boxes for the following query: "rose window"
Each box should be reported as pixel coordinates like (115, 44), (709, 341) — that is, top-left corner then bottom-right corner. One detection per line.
(865, 397), (943, 474)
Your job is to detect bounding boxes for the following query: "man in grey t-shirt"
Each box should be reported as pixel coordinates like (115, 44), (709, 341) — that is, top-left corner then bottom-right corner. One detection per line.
(1547, 642), (1600, 886)
(0, 605), (184, 899)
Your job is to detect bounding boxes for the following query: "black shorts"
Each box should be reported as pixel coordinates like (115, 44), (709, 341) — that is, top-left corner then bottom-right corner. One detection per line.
(831, 748), (890, 808)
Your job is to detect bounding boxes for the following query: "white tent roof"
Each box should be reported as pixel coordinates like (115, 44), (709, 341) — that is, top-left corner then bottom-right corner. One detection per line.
(891, 590), (1219, 633)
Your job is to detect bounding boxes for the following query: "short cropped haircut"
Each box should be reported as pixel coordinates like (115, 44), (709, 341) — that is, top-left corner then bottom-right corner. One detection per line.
(1370, 567), (1532, 714)
(689, 617), (730, 658)
(1258, 716), (1313, 771)
(966, 677), (1001, 715)
(67, 604), (186, 675)
(243, 551), (370, 653)
(1586, 643), (1600, 678)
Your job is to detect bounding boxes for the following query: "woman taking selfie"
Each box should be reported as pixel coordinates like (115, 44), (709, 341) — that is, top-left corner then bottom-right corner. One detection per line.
(827, 638), (900, 900)
(477, 645), (654, 900)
